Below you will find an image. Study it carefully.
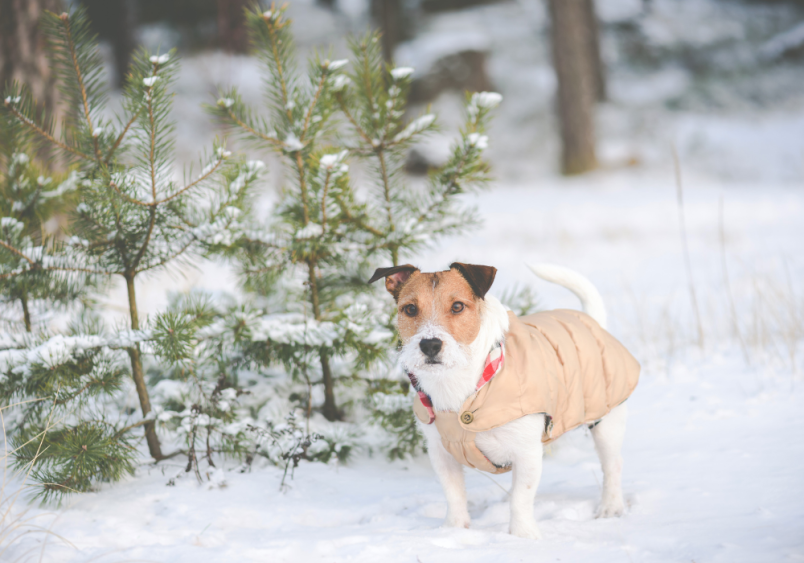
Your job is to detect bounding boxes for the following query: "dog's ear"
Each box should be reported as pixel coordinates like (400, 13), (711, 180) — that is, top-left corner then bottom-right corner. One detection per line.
(450, 262), (497, 299)
(368, 264), (419, 300)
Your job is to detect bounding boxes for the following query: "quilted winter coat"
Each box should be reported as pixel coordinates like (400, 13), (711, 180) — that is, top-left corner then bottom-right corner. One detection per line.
(413, 310), (640, 474)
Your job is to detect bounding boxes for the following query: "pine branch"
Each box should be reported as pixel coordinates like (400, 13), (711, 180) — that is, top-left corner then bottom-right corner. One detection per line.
(3, 101), (92, 161)
(137, 235), (194, 273)
(58, 12), (102, 162)
(301, 70), (328, 141)
(105, 109), (141, 163)
(263, 9), (293, 121)
(108, 153), (225, 208)
(0, 239), (37, 267)
(146, 82), (158, 199)
(333, 195), (383, 237)
(224, 107), (285, 148)
(336, 99), (373, 146)
(130, 207), (156, 272)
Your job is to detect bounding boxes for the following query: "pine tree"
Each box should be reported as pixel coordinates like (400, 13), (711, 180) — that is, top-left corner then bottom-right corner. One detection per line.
(0, 109), (91, 333)
(0, 315), (139, 503)
(210, 5), (501, 446)
(1, 8), (260, 464)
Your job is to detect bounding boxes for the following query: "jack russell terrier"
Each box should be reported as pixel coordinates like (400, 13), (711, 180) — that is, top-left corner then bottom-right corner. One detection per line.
(368, 262), (640, 539)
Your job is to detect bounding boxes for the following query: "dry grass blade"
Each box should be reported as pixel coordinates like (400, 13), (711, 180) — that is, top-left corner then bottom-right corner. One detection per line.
(671, 146), (705, 350)
(719, 196), (751, 364)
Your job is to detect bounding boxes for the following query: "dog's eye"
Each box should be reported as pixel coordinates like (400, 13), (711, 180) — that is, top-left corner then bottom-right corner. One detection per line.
(451, 302), (465, 314)
(402, 304), (418, 317)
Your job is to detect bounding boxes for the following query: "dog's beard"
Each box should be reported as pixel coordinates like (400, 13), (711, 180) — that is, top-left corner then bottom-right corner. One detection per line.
(398, 322), (472, 378)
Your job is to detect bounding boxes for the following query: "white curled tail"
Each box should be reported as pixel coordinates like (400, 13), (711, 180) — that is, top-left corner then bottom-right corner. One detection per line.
(526, 263), (607, 329)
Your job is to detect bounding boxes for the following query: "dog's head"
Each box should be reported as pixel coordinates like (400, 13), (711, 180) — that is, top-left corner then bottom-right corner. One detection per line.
(369, 263), (507, 406)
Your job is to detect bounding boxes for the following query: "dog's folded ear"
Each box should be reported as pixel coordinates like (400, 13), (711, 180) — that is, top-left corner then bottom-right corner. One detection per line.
(368, 264), (419, 300)
(450, 262), (497, 299)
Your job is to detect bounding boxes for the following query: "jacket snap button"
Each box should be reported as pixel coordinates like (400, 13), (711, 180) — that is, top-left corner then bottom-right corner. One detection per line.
(461, 411), (474, 424)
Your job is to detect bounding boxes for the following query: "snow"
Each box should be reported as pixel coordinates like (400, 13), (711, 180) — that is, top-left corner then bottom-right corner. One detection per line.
(4, 356), (802, 563)
(294, 223), (324, 239)
(319, 150), (348, 170)
(467, 133), (488, 150)
(326, 59), (349, 71)
(142, 76), (160, 87)
(330, 74), (351, 91)
(390, 67), (414, 80)
(393, 114), (436, 143)
(284, 132), (305, 152)
(150, 54), (170, 65)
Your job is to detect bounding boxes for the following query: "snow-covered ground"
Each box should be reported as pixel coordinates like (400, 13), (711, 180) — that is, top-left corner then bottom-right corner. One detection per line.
(4, 0), (804, 560)
(4, 171), (803, 562)
(5, 353), (803, 563)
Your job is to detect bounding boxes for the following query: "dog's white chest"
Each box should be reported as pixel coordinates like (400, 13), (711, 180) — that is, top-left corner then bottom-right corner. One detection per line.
(474, 414), (547, 468)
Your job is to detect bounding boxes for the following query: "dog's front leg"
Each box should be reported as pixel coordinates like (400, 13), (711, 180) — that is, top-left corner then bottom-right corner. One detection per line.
(420, 422), (471, 528)
(507, 418), (545, 539)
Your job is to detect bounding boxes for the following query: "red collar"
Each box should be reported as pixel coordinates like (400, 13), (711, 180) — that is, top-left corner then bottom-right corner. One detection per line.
(407, 342), (505, 425)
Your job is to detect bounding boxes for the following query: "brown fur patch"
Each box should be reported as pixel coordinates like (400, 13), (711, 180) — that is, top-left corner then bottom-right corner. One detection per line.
(396, 269), (484, 346)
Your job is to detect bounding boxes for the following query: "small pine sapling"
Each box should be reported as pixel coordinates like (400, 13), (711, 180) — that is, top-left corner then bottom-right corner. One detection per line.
(335, 35), (501, 267)
(0, 104), (93, 333)
(210, 7), (501, 445)
(245, 412), (324, 491)
(0, 317), (139, 503)
(333, 35), (502, 458)
(210, 4), (384, 422)
(1, 8), (261, 465)
(148, 293), (258, 481)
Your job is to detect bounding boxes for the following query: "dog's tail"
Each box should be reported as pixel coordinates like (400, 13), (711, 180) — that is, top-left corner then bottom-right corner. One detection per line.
(526, 263), (607, 329)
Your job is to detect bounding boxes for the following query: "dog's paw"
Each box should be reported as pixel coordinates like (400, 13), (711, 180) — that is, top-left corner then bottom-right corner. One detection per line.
(443, 512), (471, 529)
(509, 519), (542, 540)
(596, 497), (625, 518)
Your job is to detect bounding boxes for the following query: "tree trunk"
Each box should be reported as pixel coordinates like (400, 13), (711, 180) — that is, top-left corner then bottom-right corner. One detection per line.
(217, 0), (249, 53)
(372, 0), (403, 63)
(81, 0), (136, 89)
(20, 293), (32, 332)
(548, 0), (598, 175)
(307, 260), (340, 421)
(319, 350), (339, 421)
(0, 0), (64, 168)
(124, 273), (163, 460)
(583, 0), (606, 102)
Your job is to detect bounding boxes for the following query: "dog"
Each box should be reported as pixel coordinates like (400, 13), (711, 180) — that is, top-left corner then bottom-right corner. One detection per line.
(368, 262), (640, 539)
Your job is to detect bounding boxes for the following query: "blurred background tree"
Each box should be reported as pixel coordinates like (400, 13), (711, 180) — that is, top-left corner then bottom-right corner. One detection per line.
(547, 0), (601, 175)
(0, 0), (65, 169)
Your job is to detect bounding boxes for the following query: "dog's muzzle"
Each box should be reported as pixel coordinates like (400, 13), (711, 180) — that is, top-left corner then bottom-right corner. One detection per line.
(419, 338), (442, 362)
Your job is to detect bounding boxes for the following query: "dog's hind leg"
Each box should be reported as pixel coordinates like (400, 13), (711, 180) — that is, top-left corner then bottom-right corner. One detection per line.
(591, 402), (628, 518)
(421, 422), (471, 528)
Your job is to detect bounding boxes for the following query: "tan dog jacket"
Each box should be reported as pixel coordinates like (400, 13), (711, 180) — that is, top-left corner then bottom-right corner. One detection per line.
(412, 310), (640, 474)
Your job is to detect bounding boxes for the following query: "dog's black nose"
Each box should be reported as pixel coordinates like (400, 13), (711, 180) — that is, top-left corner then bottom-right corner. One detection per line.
(419, 338), (442, 359)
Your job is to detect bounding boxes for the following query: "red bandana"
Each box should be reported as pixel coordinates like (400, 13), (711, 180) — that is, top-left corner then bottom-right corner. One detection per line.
(407, 342), (505, 425)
